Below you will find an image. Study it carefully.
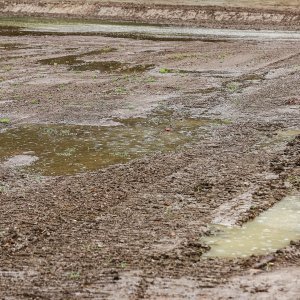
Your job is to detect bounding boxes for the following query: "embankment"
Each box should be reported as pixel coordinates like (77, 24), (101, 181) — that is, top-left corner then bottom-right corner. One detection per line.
(0, 0), (300, 29)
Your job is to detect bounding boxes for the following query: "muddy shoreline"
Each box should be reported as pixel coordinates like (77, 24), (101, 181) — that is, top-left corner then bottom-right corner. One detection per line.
(1, 1), (300, 30)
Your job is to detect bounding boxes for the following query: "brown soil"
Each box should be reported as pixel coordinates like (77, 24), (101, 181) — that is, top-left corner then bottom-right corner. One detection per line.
(0, 13), (300, 300)
(1, 0), (300, 30)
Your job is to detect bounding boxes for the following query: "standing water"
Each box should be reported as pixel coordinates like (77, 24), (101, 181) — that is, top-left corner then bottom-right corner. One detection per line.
(203, 195), (300, 258)
(0, 113), (222, 175)
(1, 18), (300, 41)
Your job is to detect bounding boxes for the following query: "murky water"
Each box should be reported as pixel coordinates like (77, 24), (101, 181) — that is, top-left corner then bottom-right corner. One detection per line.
(38, 48), (114, 65)
(0, 43), (23, 50)
(203, 195), (300, 258)
(260, 129), (300, 150)
(71, 61), (154, 73)
(38, 47), (116, 66)
(0, 114), (219, 175)
(38, 48), (154, 73)
(24, 24), (300, 41)
(38, 51), (154, 73)
(1, 18), (300, 40)
(39, 54), (85, 66)
(277, 129), (300, 139)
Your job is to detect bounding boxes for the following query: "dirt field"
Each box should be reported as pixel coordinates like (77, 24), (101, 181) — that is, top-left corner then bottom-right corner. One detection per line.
(0, 1), (300, 299)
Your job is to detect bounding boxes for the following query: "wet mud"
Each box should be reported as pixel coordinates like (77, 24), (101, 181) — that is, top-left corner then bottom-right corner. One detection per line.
(0, 16), (300, 299)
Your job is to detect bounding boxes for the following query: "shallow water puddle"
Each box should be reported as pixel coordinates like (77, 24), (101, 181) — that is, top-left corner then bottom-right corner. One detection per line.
(0, 25), (23, 36)
(22, 24), (300, 41)
(277, 129), (300, 139)
(38, 50), (154, 73)
(38, 47), (116, 66)
(260, 129), (300, 150)
(202, 195), (300, 258)
(2, 18), (300, 40)
(0, 43), (23, 50)
(39, 54), (84, 66)
(0, 114), (217, 175)
(71, 61), (154, 73)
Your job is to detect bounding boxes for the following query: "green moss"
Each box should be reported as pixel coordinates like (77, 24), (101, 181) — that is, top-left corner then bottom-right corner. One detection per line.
(0, 118), (10, 124)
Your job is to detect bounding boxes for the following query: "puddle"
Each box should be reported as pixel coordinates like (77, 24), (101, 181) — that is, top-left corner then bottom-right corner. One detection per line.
(0, 24), (230, 42)
(25, 24), (300, 41)
(277, 129), (300, 139)
(71, 61), (154, 73)
(39, 55), (84, 66)
(260, 129), (300, 150)
(0, 43), (23, 50)
(38, 47), (117, 66)
(202, 194), (300, 258)
(0, 113), (220, 175)
(91, 32), (231, 42)
(38, 49), (154, 73)
(0, 25), (23, 36)
(2, 18), (300, 40)
(41, 47), (116, 63)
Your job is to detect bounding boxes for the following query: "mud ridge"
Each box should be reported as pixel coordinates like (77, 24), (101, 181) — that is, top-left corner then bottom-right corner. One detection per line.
(1, 1), (300, 29)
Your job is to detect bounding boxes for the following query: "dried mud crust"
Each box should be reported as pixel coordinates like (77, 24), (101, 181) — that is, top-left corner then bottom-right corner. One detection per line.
(0, 33), (300, 298)
(1, 0), (300, 30)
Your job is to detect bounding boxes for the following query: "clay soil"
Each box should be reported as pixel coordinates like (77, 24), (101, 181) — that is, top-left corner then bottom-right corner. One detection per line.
(0, 19), (300, 299)
(1, 0), (300, 30)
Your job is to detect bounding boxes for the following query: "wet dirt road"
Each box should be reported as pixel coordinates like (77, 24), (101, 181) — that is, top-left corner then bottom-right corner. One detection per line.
(0, 19), (300, 299)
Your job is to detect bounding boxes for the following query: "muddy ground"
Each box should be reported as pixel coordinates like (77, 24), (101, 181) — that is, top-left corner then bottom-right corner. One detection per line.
(1, 0), (300, 30)
(0, 17), (300, 299)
